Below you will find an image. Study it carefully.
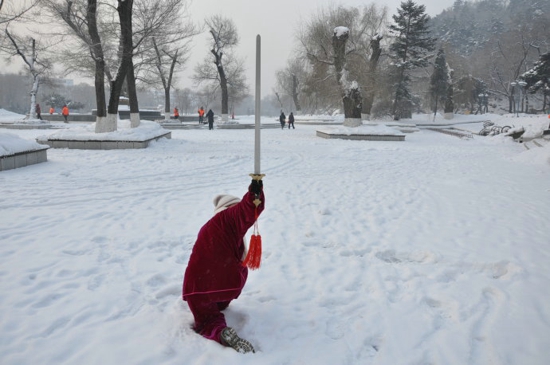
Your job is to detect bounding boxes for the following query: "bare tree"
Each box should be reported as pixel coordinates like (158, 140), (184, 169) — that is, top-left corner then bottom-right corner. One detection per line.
(297, 4), (388, 118)
(137, 0), (198, 120)
(86, 0), (107, 121)
(42, 0), (118, 127)
(352, 4), (388, 120)
(225, 56), (249, 116)
(194, 15), (242, 122)
(46, 0), (137, 131)
(102, 0), (135, 132)
(298, 6), (368, 124)
(195, 85), (219, 111)
(332, 26), (362, 126)
(479, 25), (541, 113)
(3, 29), (51, 119)
(0, 0), (40, 25)
(275, 57), (305, 113)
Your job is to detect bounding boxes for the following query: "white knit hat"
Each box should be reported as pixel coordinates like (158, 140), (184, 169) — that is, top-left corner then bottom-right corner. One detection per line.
(213, 194), (241, 215)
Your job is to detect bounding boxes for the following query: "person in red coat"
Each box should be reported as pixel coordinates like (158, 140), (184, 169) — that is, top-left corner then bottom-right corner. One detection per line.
(182, 179), (265, 353)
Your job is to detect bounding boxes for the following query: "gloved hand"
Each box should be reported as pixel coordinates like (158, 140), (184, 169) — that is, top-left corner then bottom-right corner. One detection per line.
(249, 179), (263, 195)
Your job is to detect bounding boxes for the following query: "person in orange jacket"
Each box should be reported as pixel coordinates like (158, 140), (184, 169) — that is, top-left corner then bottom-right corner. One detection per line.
(198, 106), (205, 124)
(62, 105), (69, 123)
(174, 107), (180, 119)
(49, 106), (54, 115)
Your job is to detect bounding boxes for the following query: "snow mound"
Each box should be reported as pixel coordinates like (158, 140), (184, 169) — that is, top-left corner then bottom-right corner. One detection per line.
(0, 132), (46, 156)
(0, 108), (26, 123)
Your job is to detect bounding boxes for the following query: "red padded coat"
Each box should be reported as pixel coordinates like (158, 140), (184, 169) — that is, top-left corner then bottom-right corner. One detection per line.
(182, 189), (265, 303)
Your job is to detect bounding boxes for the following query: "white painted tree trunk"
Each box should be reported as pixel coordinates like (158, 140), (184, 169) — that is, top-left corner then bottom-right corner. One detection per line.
(221, 114), (229, 123)
(95, 114), (117, 133)
(444, 112), (454, 120)
(130, 113), (140, 128)
(343, 118), (362, 127)
(361, 113), (370, 121)
(28, 74), (39, 120)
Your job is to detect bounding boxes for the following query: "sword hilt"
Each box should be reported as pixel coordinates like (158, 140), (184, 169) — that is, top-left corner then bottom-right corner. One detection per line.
(249, 174), (265, 207)
(249, 173), (265, 181)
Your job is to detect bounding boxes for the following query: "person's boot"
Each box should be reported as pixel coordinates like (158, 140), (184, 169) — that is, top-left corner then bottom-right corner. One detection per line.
(220, 327), (255, 354)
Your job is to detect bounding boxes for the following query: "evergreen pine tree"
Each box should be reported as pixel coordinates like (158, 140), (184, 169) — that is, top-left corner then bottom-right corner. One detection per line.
(429, 48), (449, 118)
(389, 0), (436, 120)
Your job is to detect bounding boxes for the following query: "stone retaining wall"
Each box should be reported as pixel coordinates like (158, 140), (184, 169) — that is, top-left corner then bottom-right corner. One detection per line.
(36, 132), (171, 150)
(316, 131), (405, 141)
(0, 147), (49, 171)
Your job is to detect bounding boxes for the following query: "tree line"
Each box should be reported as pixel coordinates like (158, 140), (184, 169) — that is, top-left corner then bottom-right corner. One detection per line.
(1, 0), (549, 127)
(0, 0), (249, 131)
(274, 0), (550, 120)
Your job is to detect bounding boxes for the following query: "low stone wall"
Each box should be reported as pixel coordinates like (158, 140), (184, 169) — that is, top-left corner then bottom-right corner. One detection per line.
(36, 132), (171, 150)
(118, 110), (162, 121)
(316, 131), (405, 141)
(0, 123), (54, 130)
(180, 116), (200, 122)
(0, 147), (49, 171)
(41, 115), (95, 122)
(216, 123), (280, 129)
(426, 128), (473, 139)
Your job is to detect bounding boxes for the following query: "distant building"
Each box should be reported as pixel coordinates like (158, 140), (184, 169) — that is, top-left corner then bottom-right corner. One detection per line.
(58, 79), (74, 87)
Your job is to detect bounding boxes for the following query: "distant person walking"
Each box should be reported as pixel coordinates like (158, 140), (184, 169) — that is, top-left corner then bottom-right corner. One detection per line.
(279, 111), (286, 129)
(173, 107), (180, 119)
(35, 103), (42, 120)
(288, 112), (295, 129)
(206, 109), (215, 130)
(49, 106), (54, 115)
(198, 107), (205, 124)
(62, 105), (69, 123)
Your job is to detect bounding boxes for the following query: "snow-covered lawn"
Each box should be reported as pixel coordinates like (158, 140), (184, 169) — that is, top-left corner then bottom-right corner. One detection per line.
(0, 113), (549, 364)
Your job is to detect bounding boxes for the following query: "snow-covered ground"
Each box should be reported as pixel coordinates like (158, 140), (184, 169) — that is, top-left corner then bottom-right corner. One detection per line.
(1, 111), (549, 365)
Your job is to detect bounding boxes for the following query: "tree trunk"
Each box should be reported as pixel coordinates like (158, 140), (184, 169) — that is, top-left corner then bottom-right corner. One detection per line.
(219, 66), (229, 122)
(101, 0), (134, 133)
(28, 74), (39, 119)
(27, 39), (38, 119)
(362, 35), (382, 120)
(166, 51), (178, 117)
(392, 67), (405, 120)
(126, 60), (140, 128)
(444, 77), (454, 119)
(87, 0), (107, 120)
(212, 48), (229, 122)
(362, 89), (375, 121)
(332, 28), (362, 127)
(153, 37), (176, 121)
(164, 87), (171, 120)
(291, 74), (301, 112)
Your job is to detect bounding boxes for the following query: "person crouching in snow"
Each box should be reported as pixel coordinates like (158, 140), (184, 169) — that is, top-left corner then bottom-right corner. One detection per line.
(182, 179), (265, 353)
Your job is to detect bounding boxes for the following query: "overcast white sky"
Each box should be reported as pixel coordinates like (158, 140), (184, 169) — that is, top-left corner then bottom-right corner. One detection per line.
(2, 0), (456, 101)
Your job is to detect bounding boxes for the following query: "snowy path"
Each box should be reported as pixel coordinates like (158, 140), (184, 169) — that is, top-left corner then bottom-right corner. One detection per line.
(1, 121), (549, 364)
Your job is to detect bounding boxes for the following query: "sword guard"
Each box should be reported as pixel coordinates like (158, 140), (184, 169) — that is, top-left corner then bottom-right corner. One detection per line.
(249, 173), (265, 181)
